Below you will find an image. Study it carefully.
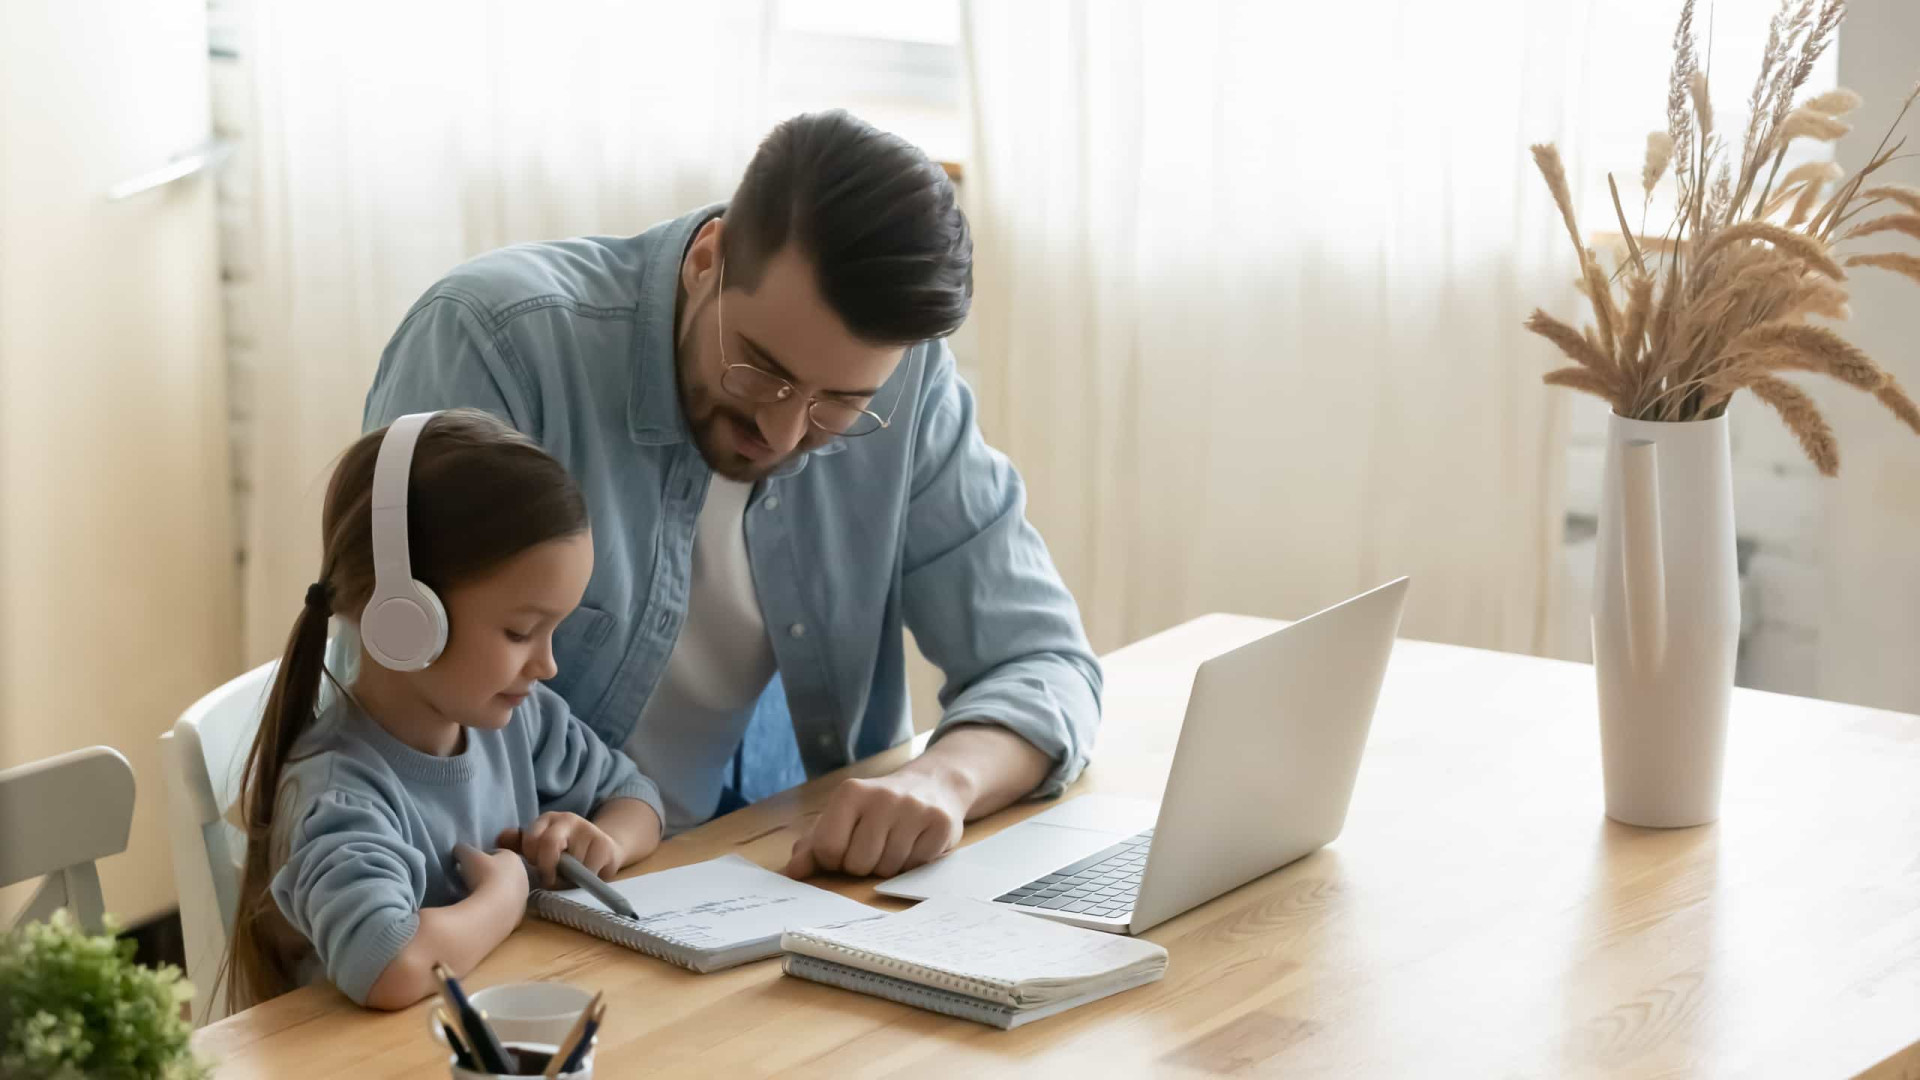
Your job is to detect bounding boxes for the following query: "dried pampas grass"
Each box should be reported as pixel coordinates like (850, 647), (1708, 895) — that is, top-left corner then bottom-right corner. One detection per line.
(1854, 184), (1920, 215)
(1842, 214), (1920, 244)
(1846, 251), (1920, 286)
(1695, 221), (1847, 279)
(1746, 377), (1840, 475)
(1786, 181), (1828, 229)
(1778, 160), (1846, 191)
(1620, 275), (1656, 375)
(1531, 145), (1581, 254)
(1877, 379), (1920, 436)
(1803, 87), (1864, 115)
(1778, 108), (1851, 143)
(1787, 276), (1852, 320)
(1689, 71), (1715, 138)
(1524, 0), (1920, 474)
(1527, 310), (1618, 391)
(1643, 132), (1675, 196)
(1544, 367), (1619, 402)
(1723, 321), (1887, 390)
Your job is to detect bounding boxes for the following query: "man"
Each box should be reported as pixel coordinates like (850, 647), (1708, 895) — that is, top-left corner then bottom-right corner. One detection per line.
(362, 110), (1099, 880)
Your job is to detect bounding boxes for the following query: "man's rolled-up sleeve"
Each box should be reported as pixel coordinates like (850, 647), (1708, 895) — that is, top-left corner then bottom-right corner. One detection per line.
(899, 342), (1103, 798)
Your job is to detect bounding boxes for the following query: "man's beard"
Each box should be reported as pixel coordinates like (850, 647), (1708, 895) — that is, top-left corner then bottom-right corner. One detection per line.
(689, 394), (788, 483)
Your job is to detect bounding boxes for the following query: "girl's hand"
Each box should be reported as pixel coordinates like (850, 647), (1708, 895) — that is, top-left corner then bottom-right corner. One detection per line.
(453, 843), (530, 906)
(496, 812), (622, 887)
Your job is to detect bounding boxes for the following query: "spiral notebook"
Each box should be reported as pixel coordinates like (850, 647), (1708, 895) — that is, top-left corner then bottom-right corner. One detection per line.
(529, 854), (881, 973)
(780, 896), (1169, 1029)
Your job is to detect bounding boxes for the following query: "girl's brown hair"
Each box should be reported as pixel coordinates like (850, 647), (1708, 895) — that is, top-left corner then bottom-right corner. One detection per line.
(220, 409), (588, 1011)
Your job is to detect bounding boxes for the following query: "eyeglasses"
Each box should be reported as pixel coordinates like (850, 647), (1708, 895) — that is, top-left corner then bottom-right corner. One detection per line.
(714, 261), (910, 438)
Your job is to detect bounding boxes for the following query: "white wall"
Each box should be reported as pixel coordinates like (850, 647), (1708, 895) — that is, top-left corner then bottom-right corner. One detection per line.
(1816, 0), (1920, 713)
(0, 0), (239, 926)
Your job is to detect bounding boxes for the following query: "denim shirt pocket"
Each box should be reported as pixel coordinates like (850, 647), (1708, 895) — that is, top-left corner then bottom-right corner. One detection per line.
(545, 603), (621, 718)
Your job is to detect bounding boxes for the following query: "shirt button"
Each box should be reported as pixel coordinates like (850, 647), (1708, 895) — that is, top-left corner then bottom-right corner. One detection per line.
(763, 496), (780, 512)
(788, 622), (807, 639)
(816, 733), (835, 750)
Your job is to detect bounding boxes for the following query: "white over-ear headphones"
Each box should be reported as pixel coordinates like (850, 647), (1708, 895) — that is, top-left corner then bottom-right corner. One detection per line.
(361, 411), (449, 671)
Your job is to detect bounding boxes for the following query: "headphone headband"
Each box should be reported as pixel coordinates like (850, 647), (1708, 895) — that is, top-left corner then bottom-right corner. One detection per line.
(370, 412), (434, 592)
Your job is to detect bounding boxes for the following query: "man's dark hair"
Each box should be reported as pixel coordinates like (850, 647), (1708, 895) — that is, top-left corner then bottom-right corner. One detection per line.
(722, 110), (972, 345)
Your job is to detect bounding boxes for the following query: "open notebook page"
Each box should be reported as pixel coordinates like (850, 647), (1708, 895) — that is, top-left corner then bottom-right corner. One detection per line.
(784, 896), (1168, 1002)
(545, 853), (879, 952)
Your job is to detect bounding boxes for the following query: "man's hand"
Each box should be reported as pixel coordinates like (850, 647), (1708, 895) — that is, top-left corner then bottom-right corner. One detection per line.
(784, 724), (1054, 879)
(784, 772), (968, 879)
(497, 812), (623, 888)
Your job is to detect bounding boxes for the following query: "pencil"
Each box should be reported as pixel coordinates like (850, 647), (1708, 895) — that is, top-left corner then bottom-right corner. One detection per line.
(542, 991), (602, 1079)
(557, 1000), (605, 1076)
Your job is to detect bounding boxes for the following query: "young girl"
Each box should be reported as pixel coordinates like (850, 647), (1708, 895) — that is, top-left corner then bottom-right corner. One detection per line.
(224, 409), (664, 1012)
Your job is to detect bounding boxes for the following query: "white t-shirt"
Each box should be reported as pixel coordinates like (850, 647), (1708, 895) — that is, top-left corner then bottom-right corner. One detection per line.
(622, 475), (777, 832)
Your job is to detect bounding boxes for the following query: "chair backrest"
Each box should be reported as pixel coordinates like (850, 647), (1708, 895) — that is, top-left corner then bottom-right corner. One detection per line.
(159, 657), (277, 1025)
(0, 746), (136, 934)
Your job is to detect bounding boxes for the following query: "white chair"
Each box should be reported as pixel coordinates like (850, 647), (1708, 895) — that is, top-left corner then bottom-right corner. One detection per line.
(159, 658), (277, 1025)
(0, 746), (137, 934)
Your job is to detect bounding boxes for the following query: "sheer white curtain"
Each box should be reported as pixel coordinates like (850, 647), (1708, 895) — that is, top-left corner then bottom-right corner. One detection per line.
(236, 1), (770, 661)
(963, 0), (1590, 654)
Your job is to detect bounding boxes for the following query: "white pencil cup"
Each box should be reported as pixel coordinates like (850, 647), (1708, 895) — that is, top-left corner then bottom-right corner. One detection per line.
(428, 996), (597, 1079)
(445, 1040), (594, 1078)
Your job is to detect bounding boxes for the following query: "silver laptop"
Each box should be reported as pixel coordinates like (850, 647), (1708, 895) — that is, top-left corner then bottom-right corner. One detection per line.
(876, 577), (1408, 935)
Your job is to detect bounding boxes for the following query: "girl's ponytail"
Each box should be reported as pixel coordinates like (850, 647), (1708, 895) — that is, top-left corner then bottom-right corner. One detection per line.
(219, 578), (336, 1012)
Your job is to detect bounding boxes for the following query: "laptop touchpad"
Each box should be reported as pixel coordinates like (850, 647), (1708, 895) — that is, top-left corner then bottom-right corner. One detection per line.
(875, 795), (1159, 902)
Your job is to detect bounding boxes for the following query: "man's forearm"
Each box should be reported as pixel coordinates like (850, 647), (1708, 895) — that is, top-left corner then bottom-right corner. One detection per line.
(897, 723), (1053, 821)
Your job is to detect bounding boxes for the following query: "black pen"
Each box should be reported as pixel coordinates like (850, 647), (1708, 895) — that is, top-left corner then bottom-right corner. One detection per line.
(436, 1007), (476, 1072)
(434, 963), (512, 1075)
(556, 853), (639, 920)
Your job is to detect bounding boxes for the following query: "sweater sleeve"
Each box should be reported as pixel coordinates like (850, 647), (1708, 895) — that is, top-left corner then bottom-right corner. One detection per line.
(522, 683), (665, 824)
(269, 784), (427, 1007)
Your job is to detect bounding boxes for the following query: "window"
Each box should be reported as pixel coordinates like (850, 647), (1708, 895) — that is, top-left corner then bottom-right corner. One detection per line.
(767, 0), (969, 167)
(1578, 0), (1839, 238)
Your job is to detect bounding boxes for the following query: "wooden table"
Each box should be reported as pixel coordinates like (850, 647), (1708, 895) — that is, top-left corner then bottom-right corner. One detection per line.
(196, 615), (1920, 1078)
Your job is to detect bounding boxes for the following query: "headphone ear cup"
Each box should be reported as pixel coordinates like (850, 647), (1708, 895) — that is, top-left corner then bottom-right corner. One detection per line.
(413, 580), (449, 666)
(364, 410), (445, 672)
(362, 580), (449, 672)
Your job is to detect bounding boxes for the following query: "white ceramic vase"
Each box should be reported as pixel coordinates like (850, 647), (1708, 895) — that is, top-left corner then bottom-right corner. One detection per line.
(1591, 412), (1739, 828)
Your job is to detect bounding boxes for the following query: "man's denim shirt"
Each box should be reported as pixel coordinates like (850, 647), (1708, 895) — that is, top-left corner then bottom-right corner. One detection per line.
(361, 205), (1102, 814)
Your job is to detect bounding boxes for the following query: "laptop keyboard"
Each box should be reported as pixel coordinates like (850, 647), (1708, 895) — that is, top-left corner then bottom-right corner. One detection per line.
(993, 829), (1154, 918)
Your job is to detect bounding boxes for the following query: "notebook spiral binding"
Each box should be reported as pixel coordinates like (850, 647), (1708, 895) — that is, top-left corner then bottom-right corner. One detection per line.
(782, 956), (1009, 1024)
(788, 935), (1020, 1004)
(532, 893), (699, 971)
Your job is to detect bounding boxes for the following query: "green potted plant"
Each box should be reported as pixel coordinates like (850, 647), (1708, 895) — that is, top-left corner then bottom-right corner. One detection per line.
(0, 910), (208, 1080)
